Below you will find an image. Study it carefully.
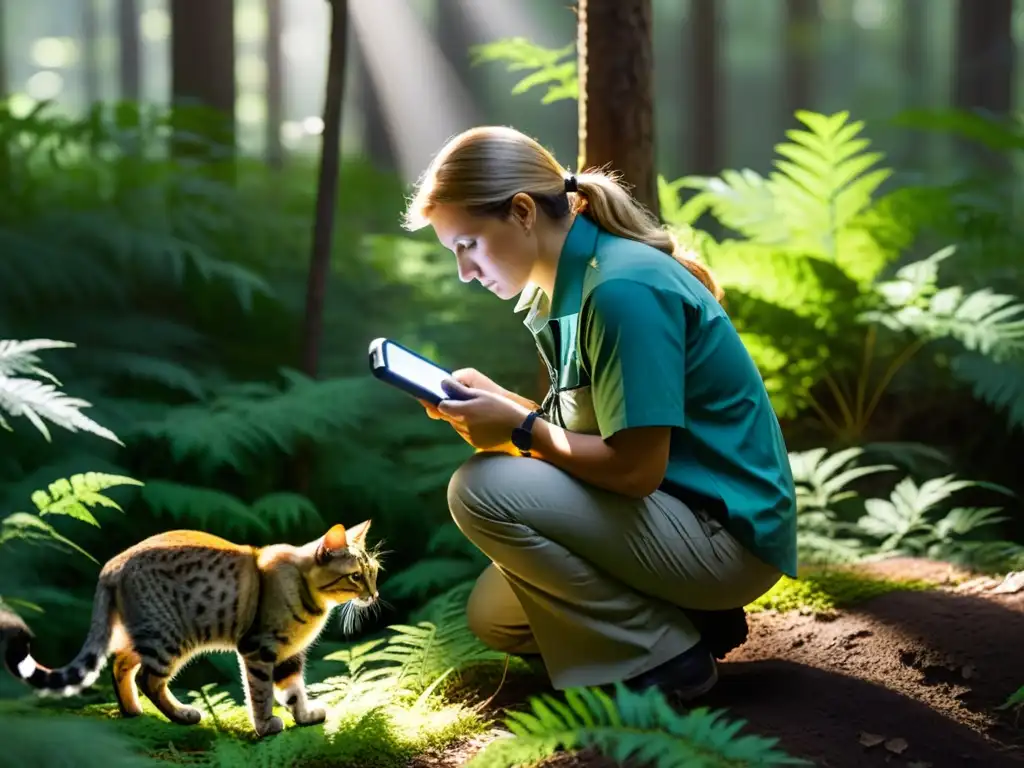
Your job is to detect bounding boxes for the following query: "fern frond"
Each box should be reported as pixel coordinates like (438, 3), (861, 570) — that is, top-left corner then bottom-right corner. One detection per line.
(468, 684), (809, 767)
(31, 472), (143, 527)
(951, 352), (1024, 431)
(858, 475), (984, 551)
(0, 375), (121, 444)
(469, 38), (578, 104)
(129, 372), (379, 473)
(790, 446), (896, 511)
(0, 512), (97, 562)
(864, 247), (1024, 359)
(0, 713), (159, 768)
(383, 558), (485, 601)
(677, 110), (891, 268)
(250, 492), (322, 534)
(0, 338), (74, 380)
(140, 481), (270, 538)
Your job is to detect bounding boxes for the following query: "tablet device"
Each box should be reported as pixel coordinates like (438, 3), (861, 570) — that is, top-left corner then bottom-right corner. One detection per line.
(368, 338), (468, 406)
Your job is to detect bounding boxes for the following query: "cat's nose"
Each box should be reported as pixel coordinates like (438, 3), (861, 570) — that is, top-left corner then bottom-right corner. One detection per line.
(373, 591), (379, 599)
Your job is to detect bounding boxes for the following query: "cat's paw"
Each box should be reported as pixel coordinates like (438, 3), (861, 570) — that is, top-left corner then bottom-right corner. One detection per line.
(256, 715), (284, 737)
(172, 707), (202, 726)
(297, 705), (326, 726)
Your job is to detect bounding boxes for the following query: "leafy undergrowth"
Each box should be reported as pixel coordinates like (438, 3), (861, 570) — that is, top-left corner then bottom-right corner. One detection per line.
(745, 565), (937, 615)
(0, 582), (811, 768)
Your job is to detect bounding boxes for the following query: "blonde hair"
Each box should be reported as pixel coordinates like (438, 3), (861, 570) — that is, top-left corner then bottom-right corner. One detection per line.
(402, 126), (723, 301)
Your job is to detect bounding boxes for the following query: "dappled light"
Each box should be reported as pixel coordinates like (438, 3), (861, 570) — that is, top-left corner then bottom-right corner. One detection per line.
(1, 2), (1024, 767)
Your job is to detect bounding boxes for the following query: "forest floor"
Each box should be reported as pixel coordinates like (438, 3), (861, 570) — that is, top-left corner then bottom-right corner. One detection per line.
(412, 558), (1024, 768)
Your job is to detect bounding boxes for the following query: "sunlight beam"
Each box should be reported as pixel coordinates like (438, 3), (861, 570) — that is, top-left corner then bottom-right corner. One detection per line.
(349, 0), (480, 183)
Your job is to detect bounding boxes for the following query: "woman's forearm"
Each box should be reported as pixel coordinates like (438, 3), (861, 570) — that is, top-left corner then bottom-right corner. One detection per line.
(500, 388), (542, 413)
(526, 417), (666, 499)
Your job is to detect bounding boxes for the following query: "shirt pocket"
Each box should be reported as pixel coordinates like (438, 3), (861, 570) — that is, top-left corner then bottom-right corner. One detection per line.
(551, 385), (602, 436)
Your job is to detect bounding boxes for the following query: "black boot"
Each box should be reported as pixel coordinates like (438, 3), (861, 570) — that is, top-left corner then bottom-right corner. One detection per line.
(618, 640), (718, 702)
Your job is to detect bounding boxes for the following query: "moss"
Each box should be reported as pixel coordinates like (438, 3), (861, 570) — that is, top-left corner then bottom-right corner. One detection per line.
(746, 566), (937, 615)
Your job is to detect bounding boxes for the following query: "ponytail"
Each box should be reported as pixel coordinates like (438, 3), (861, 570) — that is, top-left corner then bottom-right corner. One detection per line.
(573, 171), (724, 302)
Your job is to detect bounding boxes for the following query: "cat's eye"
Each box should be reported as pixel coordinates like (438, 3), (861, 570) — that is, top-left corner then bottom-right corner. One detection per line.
(349, 573), (363, 583)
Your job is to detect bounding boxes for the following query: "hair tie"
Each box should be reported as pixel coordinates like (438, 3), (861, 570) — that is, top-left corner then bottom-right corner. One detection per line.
(564, 174), (579, 194)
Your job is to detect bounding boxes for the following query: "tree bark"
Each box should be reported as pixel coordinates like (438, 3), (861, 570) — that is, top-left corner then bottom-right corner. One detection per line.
(265, 0), (285, 170)
(118, 0), (141, 102)
(576, 0), (658, 216)
(301, 0), (349, 378)
(170, 0), (236, 156)
(688, 0), (720, 176)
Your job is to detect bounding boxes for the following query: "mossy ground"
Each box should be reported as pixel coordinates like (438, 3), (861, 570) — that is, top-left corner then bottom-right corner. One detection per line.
(745, 564), (938, 615)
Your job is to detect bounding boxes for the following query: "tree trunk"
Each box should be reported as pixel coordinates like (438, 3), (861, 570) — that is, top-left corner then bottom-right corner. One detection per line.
(265, 0), (285, 170)
(301, 0), (349, 378)
(953, 0), (1014, 172)
(118, 0), (141, 102)
(783, 0), (819, 122)
(170, 0), (236, 157)
(688, 0), (720, 176)
(901, 0), (926, 169)
(953, 0), (1014, 115)
(576, 0), (658, 216)
(82, 0), (100, 108)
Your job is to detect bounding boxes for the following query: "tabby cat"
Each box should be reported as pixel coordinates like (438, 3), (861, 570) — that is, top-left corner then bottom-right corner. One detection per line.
(0, 520), (379, 737)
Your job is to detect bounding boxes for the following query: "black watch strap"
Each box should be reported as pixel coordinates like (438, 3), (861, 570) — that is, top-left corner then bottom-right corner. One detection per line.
(512, 409), (542, 456)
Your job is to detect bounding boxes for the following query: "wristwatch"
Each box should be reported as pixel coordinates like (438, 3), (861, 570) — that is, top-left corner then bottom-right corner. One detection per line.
(511, 410), (543, 457)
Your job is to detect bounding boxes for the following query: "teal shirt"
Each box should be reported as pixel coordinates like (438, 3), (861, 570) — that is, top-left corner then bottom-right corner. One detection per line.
(515, 213), (798, 578)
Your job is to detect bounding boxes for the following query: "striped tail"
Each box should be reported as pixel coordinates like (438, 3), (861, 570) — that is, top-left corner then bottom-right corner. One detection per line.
(1, 583), (114, 696)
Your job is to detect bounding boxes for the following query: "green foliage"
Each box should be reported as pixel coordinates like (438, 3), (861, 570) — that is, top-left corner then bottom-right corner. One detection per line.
(384, 522), (488, 601)
(468, 684), (808, 767)
(0, 714), (159, 768)
(470, 38), (578, 104)
(788, 445), (1024, 571)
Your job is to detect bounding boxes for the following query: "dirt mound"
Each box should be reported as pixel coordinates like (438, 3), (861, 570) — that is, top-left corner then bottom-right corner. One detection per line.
(415, 563), (1024, 768)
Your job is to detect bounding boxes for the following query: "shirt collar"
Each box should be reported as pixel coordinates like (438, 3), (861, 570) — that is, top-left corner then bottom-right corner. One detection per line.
(513, 213), (600, 321)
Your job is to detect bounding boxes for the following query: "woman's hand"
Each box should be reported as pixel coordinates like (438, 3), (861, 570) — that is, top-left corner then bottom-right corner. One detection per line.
(434, 379), (530, 451)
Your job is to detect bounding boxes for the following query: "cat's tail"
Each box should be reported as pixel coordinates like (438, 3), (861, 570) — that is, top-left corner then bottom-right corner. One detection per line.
(1, 581), (114, 696)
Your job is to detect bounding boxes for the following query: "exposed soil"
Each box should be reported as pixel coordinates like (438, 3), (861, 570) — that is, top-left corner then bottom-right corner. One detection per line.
(414, 560), (1024, 768)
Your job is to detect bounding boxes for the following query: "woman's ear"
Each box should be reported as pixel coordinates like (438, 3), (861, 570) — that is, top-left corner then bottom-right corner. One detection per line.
(509, 192), (536, 233)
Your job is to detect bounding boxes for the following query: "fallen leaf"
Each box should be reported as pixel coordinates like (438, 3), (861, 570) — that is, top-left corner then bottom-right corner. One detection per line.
(859, 732), (885, 748)
(885, 737), (909, 755)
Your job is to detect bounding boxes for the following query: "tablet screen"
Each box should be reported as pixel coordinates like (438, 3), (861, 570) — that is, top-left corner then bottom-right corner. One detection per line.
(387, 343), (450, 401)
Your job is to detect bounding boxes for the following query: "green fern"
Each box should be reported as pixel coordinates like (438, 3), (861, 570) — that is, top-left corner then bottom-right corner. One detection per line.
(467, 684), (809, 767)
(0, 338), (122, 444)
(384, 522), (488, 601)
(857, 474), (1020, 567)
(864, 246), (1024, 359)
(951, 353), (1024, 431)
(0, 472), (142, 562)
(469, 38), (578, 104)
(789, 446), (895, 564)
(129, 371), (380, 474)
(364, 584), (506, 695)
(676, 110), (894, 283)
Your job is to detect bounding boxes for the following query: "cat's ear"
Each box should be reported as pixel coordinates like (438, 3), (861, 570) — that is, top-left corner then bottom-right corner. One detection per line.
(346, 519), (372, 548)
(315, 524), (348, 564)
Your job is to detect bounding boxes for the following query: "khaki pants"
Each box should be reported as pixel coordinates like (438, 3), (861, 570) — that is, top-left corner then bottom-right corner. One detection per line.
(448, 452), (782, 690)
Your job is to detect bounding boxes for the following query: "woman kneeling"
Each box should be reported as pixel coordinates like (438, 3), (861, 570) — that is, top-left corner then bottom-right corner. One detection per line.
(404, 126), (797, 701)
